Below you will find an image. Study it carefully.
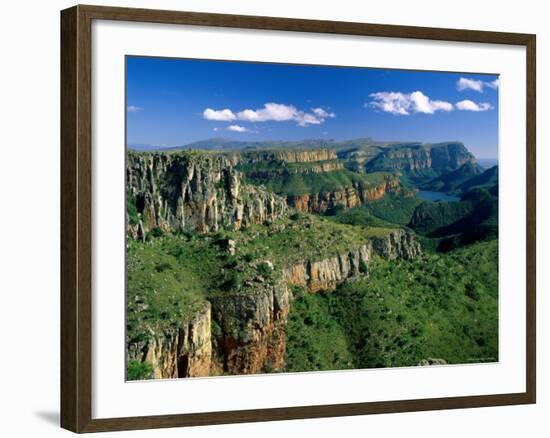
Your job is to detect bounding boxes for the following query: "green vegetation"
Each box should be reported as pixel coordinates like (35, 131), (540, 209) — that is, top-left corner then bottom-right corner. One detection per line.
(420, 162), (484, 193)
(127, 141), (499, 377)
(458, 166), (498, 194)
(239, 160), (392, 196)
(126, 236), (220, 348)
(126, 213), (396, 355)
(398, 168), (441, 187)
(286, 240), (498, 371)
(228, 214), (395, 266)
(126, 192), (139, 226)
(408, 188), (498, 251)
(127, 360), (153, 380)
(328, 192), (422, 226)
(285, 286), (355, 371)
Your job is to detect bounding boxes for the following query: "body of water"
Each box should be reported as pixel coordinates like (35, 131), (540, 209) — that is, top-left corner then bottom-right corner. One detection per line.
(417, 190), (460, 202)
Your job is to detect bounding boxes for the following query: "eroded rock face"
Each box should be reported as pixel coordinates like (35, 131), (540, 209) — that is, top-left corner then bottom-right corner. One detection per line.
(287, 176), (400, 214)
(370, 229), (422, 261)
(283, 245), (371, 292)
(282, 230), (421, 292)
(129, 302), (212, 379)
(235, 148), (337, 164)
(366, 142), (476, 174)
(209, 280), (291, 375)
(127, 152), (288, 236)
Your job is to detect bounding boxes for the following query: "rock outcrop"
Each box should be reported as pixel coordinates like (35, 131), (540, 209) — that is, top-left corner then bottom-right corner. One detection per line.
(210, 279), (291, 374)
(241, 161), (344, 180)
(282, 230), (421, 292)
(128, 302), (212, 379)
(127, 151), (288, 236)
(236, 148), (337, 164)
(287, 175), (400, 213)
(366, 142), (476, 174)
(370, 229), (422, 260)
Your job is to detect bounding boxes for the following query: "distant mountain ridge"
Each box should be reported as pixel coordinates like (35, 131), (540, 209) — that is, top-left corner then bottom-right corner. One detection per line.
(128, 137), (343, 152)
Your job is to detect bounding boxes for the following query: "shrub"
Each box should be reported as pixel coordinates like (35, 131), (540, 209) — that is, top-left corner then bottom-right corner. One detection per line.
(154, 261), (172, 273)
(465, 282), (480, 301)
(244, 253), (254, 263)
(126, 193), (139, 225)
(257, 262), (273, 278)
(221, 272), (241, 291)
(150, 227), (164, 238)
(127, 360), (153, 381)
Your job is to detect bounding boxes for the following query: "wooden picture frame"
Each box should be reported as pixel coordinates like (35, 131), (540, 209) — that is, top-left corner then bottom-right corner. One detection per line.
(60, 4), (536, 433)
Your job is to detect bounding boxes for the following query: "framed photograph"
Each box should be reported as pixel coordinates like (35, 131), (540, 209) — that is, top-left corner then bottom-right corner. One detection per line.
(60, 4), (536, 433)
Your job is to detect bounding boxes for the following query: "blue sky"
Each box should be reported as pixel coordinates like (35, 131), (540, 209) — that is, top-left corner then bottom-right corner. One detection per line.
(126, 56), (499, 159)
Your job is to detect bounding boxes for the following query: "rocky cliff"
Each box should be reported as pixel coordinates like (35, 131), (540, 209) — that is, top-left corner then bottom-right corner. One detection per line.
(127, 151), (288, 236)
(128, 302), (212, 379)
(210, 278), (291, 374)
(282, 230), (421, 292)
(240, 161), (344, 180)
(235, 148), (337, 164)
(287, 175), (400, 213)
(366, 142), (476, 174)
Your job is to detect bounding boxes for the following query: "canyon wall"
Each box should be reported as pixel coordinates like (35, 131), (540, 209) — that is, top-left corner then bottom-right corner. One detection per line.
(128, 302), (212, 379)
(282, 230), (421, 292)
(366, 142), (476, 174)
(209, 278), (291, 375)
(235, 148), (337, 164)
(127, 151), (288, 236)
(287, 175), (401, 213)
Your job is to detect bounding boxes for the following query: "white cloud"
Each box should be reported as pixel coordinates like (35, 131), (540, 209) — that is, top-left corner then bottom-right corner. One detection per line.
(202, 108), (236, 121)
(295, 112), (323, 127)
(127, 105), (143, 113)
(227, 125), (251, 133)
(237, 103), (296, 122)
(312, 107), (335, 118)
(457, 77), (500, 92)
(203, 102), (335, 127)
(410, 91), (454, 114)
(456, 100), (494, 112)
(368, 91), (453, 115)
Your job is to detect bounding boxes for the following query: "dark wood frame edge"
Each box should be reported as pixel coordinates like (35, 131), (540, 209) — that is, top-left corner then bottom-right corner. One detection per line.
(60, 4), (536, 433)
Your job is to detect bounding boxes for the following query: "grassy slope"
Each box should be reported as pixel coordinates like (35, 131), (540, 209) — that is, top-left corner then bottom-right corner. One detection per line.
(327, 192), (422, 226)
(286, 240), (498, 371)
(126, 236), (221, 347)
(127, 215), (397, 346)
(227, 214), (395, 267)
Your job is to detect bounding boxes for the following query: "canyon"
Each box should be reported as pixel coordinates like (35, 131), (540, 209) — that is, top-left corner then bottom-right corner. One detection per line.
(126, 150), (425, 378)
(127, 228), (421, 378)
